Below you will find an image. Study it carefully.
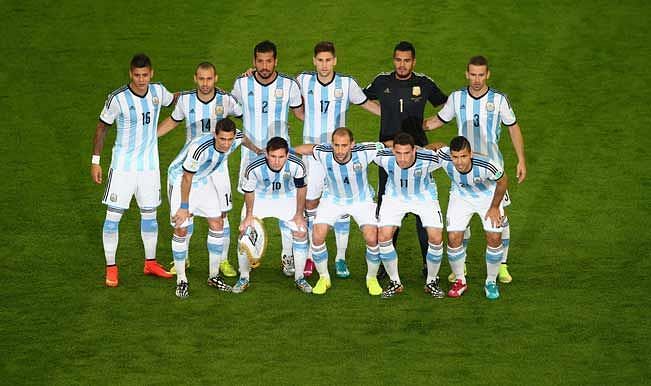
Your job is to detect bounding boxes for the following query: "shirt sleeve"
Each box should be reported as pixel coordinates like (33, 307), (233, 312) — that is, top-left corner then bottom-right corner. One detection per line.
(99, 93), (121, 125)
(241, 164), (258, 192)
(487, 159), (505, 181)
(499, 95), (517, 126)
(181, 143), (206, 173)
(348, 77), (368, 105)
(159, 84), (174, 107)
(437, 94), (455, 123)
(170, 96), (185, 122)
(426, 78), (447, 107)
(289, 79), (303, 108)
(231, 79), (242, 105)
(424, 149), (442, 172)
(227, 94), (243, 117)
(363, 75), (381, 100)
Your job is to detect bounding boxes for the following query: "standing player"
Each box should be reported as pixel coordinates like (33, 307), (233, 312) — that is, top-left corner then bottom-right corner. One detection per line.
(375, 133), (445, 298)
(294, 128), (384, 296)
(167, 118), (260, 298)
(158, 62), (241, 278)
(232, 40), (304, 277)
(424, 55), (526, 283)
(296, 41), (381, 278)
(432, 136), (508, 300)
(235, 137), (310, 294)
(364, 41), (447, 277)
(91, 53), (174, 287)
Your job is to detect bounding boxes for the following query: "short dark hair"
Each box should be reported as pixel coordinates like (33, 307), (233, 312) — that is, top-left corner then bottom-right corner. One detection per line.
(196, 62), (216, 74)
(266, 136), (289, 153)
(254, 40), (277, 58)
(332, 127), (354, 142)
(130, 53), (151, 70)
(450, 136), (472, 152)
(215, 117), (236, 134)
(467, 55), (489, 70)
(393, 41), (415, 58)
(314, 41), (335, 56)
(393, 132), (415, 148)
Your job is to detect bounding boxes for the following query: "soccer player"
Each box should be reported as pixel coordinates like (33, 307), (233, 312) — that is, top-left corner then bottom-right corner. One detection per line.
(375, 132), (445, 298)
(167, 118), (260, 298)
(296, 41), (381, 278)
(231, 40), (304, 278)
(424, 55), (526, 283)
(431, 136), (508, 300)
(235, 137), (310, 294)
(91, 53), (174, 287)
(364, 41), (447, 277)
(158, 62), (241, 278)
(294, 128), (384, 296)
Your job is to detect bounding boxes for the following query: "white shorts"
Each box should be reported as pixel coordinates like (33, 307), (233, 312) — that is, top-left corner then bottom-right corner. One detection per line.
(238, 149), (257, 194)
(378, 196), (443, 229)
(315, 198), (377, 227)
(305, 156), (326, 201)
(210, 160), (233, 212)
(242, 195), (298, 222)
(446, 193), (504, 233)
(502, 189), (512, 208)
(168, 180), (223, 228)
(102, 168), (161, 210)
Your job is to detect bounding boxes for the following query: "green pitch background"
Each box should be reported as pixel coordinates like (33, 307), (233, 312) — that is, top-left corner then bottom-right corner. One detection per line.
(2, 0), (649, 384)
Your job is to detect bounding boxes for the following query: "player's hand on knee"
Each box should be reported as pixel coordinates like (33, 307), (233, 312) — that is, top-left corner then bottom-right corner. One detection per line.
(91, 164), (102, 184)
(291, 214), (307, 233)
(173, 208), (190, 227)
(485, 208), (502, 228)
(239, 216), (253, 235)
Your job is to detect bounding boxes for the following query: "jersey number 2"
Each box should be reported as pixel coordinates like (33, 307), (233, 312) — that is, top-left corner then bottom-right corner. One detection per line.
(262, 101), (268, 113)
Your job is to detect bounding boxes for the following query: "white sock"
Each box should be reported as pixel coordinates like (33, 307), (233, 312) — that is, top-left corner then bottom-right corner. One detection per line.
(425, 242), (443, 283)
(365, 244), (380, 280)
(311, 243), (329, 280)
(501, 217), (510, 263)
(221, 217), (231, 265)
(207, 229), (224, 277)
(279, 220), (293, 257)
(185, 222), (194, 254)
(237, 247), (250, 280)
(293, 237), (309, 281)
(463, 227), (471, 249)
(486, 244), (504, 283)
(379, 240), (400, 284)
(102, 207), (123, 266)
(140, 208), (158, 261)
(334, 215), (350, 261)
(305, 208), (316, 261)
(447, 245), (466, 284)
(172, 232), (188, 283)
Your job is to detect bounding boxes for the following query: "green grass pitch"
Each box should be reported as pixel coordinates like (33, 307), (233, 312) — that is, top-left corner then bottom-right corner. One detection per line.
(2, 0), (649, 384)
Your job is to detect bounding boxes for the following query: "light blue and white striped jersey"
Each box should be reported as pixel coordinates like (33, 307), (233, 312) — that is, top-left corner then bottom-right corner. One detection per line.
(241, 154), (306, 199)
(437, 87), (516, 166)
(167, 130), (244, 186)
(171, 88), (242, 143)
(231, 73), (302, 163)
(437, 147), (504, 199)
(375, 148), (441, 201)
(100, 83), (174, 171)
(312, 142), (384, 204)
(296, 72), (367, 144)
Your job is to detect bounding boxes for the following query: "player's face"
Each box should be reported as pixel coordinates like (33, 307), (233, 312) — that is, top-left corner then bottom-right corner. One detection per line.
(194, 67), (217, 96)
(451, 148), (473, 173)
(393, 50), (415, 79)
(466, 64), (490, 92)
(332, 133), (354, 163)
(313, 51), (337, 78)
(213, 130), (236, 152)
(393, 144), (416, 169)
(266, 148), (289, 171)
(254, 51), (277, 79)
(129, 66), (153, 93)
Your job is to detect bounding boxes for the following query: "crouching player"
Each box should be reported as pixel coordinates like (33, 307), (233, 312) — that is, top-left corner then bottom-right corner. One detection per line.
(432, 136), (507, 300)
(375, 132), (445, 298)
(295, 127), (384, 296)
(168, 118), (260, 298)
(235, 137), (311, 294)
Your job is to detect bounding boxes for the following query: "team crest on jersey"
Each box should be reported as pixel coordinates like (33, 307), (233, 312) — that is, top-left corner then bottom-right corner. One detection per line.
(414, 168), (422, 177)
(110, 193), (118, 202)
(474, 177), (482, 184)
(215, 105), (224, 115)
(189, 159), (199, 170)
(412, 86), (421, 96)
(283, 172), (291, 180)
(353, 162), (362, 171)
(263, 178), (271, 186)
(152, 97), (160, 106)
(275, 89), (284, 98)
(334, 88), (343, 99)
(486, 102), (495, 112)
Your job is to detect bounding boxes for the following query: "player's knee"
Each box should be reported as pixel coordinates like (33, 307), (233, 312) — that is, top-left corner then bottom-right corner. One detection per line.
(447, 232), (463, 248)
(427, 231), (443, 245)
(306, 199), (319, 210)
(207, 217), (224, 231)
(174, 228), (188, 237)
(486, 232), (502, 247)
(292, 230), (307, 240)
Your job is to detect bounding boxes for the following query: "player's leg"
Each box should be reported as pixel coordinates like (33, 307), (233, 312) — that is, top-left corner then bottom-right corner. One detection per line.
(304, 200), (318, 278)
(378, 226), (403, 298)
(446, 195), (473, 297)
(414, 215), (430, 277)
(213, 163), (237, 277)
(206, 216), (232, 292)
(334, 214), (351, 278)
(102, 206), (124, 287)
(376, 167), (389, 280)
(310, 223), (332, 294)
(219, 215), (237, 277)
(279, 219), (295, 277)
(171, 223), (190, 298)
(413, 200), (445, 296)
(136, 170), (171, 278)
(499, 213), (512, 283)
(292, 227), (312, 294)
(480, 202), (505, 300)
(360, 225), (382, 296)
(303, 157), (324, 278)
(449, 226), (470, 283)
